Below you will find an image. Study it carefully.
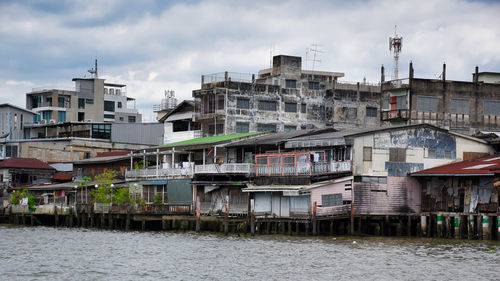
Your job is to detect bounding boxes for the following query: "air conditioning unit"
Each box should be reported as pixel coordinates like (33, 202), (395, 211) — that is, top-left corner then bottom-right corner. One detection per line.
(40, 119), (47, 125)
(85, 119), (93, 123)
(49, 119), (56, 124)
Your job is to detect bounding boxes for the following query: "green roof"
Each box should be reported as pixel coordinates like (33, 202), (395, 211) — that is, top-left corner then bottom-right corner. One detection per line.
(161, 132), (264, 147)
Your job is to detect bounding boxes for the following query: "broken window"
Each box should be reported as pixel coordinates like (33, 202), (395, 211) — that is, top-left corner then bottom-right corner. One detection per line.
(285, 102), (297, 113)
(483, 100), (500, 115)
(258, 100), (277, 111)
(417, 96), (438, 112)
(363, 147), (372, 161)
(389, 148), (406, 162)
(308, 81), (320, 90)
(450, 98), (470, 114)
(366, 107), (378, 117)
(235, 122), (249, 133)
(285, 79), (297, 89)
(236, 98), (249, 109)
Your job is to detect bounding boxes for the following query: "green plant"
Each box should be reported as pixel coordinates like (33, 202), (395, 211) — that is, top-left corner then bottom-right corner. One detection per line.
(9, 189), (26, 205)
(152, 194), (163, 205)
(90, 170), (119, 204)
(114, 187), (132, 204)
(133, 159), (150, 170)
(27, 195), (36, 212)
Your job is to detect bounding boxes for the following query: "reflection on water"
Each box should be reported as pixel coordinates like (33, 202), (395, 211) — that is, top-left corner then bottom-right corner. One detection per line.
(0, 225), (498, 281)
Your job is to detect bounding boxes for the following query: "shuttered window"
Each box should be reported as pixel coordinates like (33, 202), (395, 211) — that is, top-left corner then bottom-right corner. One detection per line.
(285, 102), (297, 113)
(235, 122), (249, 133)
(389, 148), (406, 162)
(257, 123), (276, 132)
(417, 96), (438, 112)
(237, 98), (249, 109)
(483, 100), (500, 115)
(285, 79), (297, 89)
(258, 100), (277, 111)
(363, 147), (372, 161)
(396, 96), (407, 110)
(450, 99), (470, 114)
(322, 194), (343, 207)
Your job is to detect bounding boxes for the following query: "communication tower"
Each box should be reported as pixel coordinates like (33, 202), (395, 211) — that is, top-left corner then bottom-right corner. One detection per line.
(389, 26), (403, 80)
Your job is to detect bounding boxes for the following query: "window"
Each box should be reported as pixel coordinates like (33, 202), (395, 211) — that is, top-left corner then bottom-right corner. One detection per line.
(5, 145), (18, 158)
(366, 107), (378, 117)
(322, 194), (343, 207)
(444, 150), (452, 159)
(363, 147), (372, 161)
(117, 102), (122, 108)
(235, 122), (249, 133)
(116, 89), (121, 95)
(42, 111), (52, 121)
(110, 88), (115, 95)
(86, 99), (94, 104)
(57, 111), (66, 122)
(237, 98), (249, 109)
(209, 124), (224, 135)
(78, 98), (85, 109)
(32, 96), (41, 108)
(382, 98), (390, 110)
(258, 100), (277, 111)
(301, 103), (307, 113)
(285, 79), (297, 89)
(483, 100), (500, 115)
(308, 81), (320, 90)
(428, 149), (436, 158)
(119, 117), (124, 121)
(104, 114), (115, 119)
(360, 176), (387, 184)
(92, 124), (111, 139)
(58, 97), (65, 107)
(389, 148), (406, 162)
(395, 95), (407, 110)
(104, 88), (108, 95)
(104, 101), (115, 112)
(285, 102), (297, 113)
(257, 123), (276, 132)
(284, 125), (296, 132)
(450, 99), (470, 114)
(78, 112), (85, 121)
(128, 116), (136, 123)
(46, 97), (52, 106)
(417, 96), (438, 112)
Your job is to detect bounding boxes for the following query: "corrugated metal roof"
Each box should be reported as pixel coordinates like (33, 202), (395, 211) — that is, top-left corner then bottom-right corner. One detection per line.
(0, 158), (55, 170)
(96, 151), (131, 157)
(162, 132), (265, 148)
(411, 155), (500, 176)
(223, 128), (336, 147)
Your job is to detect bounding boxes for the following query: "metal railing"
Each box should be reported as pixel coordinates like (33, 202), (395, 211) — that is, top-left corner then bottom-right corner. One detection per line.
(125, 167), (194, 179)
(195, 163), (255, 174)
(202, 72), (254, 84)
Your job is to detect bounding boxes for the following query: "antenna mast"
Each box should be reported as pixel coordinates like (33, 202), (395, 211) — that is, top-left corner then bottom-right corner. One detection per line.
(88, 58), (98, 78)
(389, 25), (402, 80)
(306, 43), (323, 72)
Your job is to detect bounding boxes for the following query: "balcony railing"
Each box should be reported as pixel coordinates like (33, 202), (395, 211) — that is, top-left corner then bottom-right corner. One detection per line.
(125, 167), (194, 179)
(255, 161), (351, 177)
(195, 163), (255, 175)
(381, 109), (409, 121)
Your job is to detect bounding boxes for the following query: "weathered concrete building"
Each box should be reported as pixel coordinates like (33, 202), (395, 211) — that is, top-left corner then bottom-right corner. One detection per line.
(0, 104), (35, 159)
(381, 63), (500, 135)
(193, 55), (381, 136)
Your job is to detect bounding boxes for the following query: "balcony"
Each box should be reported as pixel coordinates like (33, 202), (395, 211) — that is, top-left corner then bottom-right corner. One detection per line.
(255, 151), (351, 177)
(381, 109), (409, 121)
(382, 78), (410, 90)
(125, 167), (194, 179)
(195, 163), (255, 175)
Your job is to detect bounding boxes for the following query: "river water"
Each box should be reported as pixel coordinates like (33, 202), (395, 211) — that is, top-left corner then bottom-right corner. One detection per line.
(0, 225), (498, 281)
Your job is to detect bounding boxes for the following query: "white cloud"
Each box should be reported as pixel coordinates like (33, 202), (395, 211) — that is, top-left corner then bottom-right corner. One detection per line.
(1, 0), (499, 122)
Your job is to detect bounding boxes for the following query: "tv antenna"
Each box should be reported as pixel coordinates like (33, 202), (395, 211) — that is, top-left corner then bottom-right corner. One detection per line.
(389, 25), (403, 80)
(88, 58), (98, 78)
(306, 44), (323, 72)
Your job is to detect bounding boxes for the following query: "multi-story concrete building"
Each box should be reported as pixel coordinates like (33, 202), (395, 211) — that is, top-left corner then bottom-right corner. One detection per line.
(0, 103), (35, 159)
(25, 67), (141, 124)
(381, 63), (500, 135)
(193, 55), (381, 137)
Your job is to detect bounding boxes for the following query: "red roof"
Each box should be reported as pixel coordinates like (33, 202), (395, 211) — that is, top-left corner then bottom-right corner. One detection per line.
(0, 158), (55, 170)
(96, 151), (131, 157)
(411, 155), (500, 176)
(53, 172), (73, 181)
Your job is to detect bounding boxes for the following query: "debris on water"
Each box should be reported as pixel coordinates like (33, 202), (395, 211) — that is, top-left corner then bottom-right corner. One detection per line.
(352, 241), (357, 244)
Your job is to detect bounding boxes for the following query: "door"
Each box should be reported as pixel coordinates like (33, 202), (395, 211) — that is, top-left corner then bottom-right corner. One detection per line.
(280, 196), (290, 218)
(272, 193), (281, 216)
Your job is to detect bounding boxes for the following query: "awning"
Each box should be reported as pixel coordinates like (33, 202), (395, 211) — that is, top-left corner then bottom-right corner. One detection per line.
(166, 112), (193, 122)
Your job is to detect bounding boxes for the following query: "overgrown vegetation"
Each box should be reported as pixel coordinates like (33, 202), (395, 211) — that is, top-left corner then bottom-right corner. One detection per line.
(133, 159), (150, 170)
(9, 188), (36, 212)
(90, 170), (134, 205)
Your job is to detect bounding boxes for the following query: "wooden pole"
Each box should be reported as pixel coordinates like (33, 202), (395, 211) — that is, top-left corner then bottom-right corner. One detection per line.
(196, 195), (201, 232)
(250, 199), (255, 236)
(312, 202), (317, 236)
(224, 197), (228, 235)
(350, 202), (355, 235)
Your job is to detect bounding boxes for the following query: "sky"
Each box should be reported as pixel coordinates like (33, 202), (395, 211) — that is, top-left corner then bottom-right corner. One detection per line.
(1, 0), (500, 122)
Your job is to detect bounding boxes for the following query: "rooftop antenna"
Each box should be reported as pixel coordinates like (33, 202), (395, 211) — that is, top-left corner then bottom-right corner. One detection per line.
(88, 58), (98, 78)
(269, 44), (275, 69)
(306, 43), (323, 72)
(389, 25), (403, 80)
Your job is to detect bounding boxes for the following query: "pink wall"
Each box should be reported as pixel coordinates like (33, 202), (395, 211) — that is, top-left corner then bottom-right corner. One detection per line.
(310, 179), (352, 216)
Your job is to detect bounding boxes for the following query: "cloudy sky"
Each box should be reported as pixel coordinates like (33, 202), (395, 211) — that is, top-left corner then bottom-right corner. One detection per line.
(1, 0), (499, 121)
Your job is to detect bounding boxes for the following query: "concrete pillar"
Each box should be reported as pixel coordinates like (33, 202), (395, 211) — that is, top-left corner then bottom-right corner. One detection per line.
(468, 215), (474, 239)
(482, 215), (490, 240)
(420, 215), (427, 237)
(454, 216), (460, 239)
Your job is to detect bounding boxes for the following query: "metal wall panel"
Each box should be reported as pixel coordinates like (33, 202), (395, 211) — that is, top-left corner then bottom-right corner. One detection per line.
(280, 196), (290, 217)
(290, 195), (310, 213)
(167, 179), (192, 205)
(111, 123), (164, 145)
(254, 193), (271, 213)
